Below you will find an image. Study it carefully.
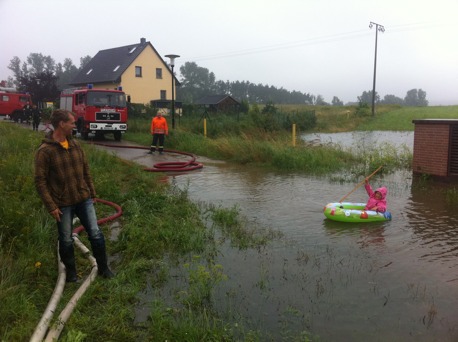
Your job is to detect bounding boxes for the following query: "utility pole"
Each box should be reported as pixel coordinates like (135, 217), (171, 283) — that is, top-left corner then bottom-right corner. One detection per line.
(369, 21), (385, 117)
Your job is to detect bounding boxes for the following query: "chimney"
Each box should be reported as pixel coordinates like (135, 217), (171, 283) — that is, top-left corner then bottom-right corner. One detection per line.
(140, 37), (146, 44)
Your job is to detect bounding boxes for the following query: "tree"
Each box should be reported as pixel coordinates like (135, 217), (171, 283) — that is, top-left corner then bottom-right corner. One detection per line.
(357, 90), (380, 105)
(17, 70), (59, 103)
(331, 96), (343, 106)
(404, 88), (428, 106)
(177, 61), (314, 105)
(55, 58), (78, 89)
(177, 62), (217, 103)
(381, 94), (404, 105)
(79, 56), (92, 69)
(315, 95), (328, 106)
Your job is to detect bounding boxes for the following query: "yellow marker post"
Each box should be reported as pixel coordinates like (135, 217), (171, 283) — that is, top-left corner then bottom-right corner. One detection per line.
(292, 123), (296, 147)
(204, 118), (207, 137)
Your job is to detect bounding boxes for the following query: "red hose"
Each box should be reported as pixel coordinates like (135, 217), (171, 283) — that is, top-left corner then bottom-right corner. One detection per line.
(91, 143), (204, 172)
(73, 198), (123, 235)
(72, 144), (202, 234)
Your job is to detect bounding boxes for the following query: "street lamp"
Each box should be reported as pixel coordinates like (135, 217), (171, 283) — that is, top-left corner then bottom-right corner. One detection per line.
(369, 21), (384, 117)
(165, 54), (180, 129)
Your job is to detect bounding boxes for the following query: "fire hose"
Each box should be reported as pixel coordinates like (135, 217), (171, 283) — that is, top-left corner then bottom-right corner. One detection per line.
(30, 199), (122, 342)
(91, 143), (204, 172)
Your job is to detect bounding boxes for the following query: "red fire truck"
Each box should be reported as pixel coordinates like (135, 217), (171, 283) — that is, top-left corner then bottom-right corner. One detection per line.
(0, 87), (32, 122)
(60, 85), (128, 141)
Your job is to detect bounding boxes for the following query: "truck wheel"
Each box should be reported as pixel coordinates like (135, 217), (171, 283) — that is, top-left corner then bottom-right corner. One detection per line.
(114, 131), (122, 141)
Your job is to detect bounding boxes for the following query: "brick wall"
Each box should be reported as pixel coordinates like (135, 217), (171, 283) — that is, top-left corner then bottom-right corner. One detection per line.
(412, 120), (451, 177)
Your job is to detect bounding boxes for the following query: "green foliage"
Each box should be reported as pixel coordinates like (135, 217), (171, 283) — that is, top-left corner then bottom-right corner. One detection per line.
(445, 187), (458, 204)
(181, 257), (228, 308)
(127, 102), (157, 119)
(176, 61), (314, 104)
(355, 101), (371, 117)
(207, 204), (282, 249)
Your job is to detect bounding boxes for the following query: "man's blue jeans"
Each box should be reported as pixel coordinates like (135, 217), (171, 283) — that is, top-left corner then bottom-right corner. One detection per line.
(57, 198), (104, 248)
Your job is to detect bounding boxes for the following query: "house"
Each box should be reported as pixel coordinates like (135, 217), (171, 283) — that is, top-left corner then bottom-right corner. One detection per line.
(70, 38), (178, 106)
(195, 95), (241, 113)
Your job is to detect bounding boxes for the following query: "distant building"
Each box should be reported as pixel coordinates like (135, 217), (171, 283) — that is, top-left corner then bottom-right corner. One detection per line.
(196, 95), (241, 113)
(70, 38), (179, 106)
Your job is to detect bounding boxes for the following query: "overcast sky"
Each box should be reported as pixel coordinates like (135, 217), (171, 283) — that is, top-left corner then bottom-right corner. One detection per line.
(2, 0), (458, 105)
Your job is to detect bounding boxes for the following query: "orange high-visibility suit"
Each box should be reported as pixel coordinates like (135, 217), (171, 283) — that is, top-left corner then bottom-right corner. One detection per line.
(148, 113), (168, 153)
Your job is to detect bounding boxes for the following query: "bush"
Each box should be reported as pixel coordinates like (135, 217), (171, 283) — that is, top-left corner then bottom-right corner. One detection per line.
(355, 101), (371, 117)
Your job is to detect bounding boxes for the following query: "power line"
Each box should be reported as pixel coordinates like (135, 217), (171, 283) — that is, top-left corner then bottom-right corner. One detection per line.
(187, 23), (432, 62)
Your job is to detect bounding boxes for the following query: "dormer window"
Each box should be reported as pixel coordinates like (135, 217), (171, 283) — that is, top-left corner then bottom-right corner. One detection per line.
(86, 69), (93, 75)
(113, 65), (120, 72)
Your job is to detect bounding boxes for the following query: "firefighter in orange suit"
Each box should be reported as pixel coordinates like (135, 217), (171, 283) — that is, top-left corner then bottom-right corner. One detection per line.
(147, 111), (169, 154)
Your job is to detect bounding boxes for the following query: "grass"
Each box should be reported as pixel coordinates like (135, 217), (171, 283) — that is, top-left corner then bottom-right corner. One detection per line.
(0, 121), (286, 341)
(125, 104), (418, 178)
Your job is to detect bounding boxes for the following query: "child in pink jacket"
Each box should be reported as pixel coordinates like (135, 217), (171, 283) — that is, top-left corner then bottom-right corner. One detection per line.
(364, 178), (387, 212)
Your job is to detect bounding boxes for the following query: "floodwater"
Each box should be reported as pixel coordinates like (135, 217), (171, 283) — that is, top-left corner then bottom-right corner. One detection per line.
(117, 132), (458, 341)
(302, 130), (415, 150)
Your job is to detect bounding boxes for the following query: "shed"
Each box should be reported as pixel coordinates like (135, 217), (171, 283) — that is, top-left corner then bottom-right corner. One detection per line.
(195, 95), (240, 113)
(412, 119), (458, 178)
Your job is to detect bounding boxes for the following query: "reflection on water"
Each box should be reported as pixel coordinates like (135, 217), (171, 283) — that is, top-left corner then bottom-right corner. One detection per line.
(302, 130), (414, 150)
(139, 139), (458, 341)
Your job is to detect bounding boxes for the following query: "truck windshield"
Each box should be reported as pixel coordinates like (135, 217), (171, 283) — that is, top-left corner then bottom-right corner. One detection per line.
(87, 91), (127, 107)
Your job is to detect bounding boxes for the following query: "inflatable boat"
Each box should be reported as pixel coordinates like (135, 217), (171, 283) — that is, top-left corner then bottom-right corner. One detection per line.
(323, 202), (392, 223)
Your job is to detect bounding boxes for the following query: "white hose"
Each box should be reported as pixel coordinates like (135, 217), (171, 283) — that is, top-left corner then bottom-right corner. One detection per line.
(30, 235), (99, 342)
(29, 243), (66, 342)
(44, 235), (98, 342)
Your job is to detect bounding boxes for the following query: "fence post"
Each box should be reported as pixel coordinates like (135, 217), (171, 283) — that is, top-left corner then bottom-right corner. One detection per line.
(204, 118), (207, 137)
(292, 123), (296, 147)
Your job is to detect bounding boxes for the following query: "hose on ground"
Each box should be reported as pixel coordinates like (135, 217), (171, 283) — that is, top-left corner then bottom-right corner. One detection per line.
(92, 143), (204, 172)
(30, 198), (123, 342)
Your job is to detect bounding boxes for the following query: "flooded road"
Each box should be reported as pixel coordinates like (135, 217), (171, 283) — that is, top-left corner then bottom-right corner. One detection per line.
(98, 133), (458, 341)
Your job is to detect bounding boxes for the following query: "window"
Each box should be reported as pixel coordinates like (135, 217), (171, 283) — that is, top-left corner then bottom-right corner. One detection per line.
(86, 69), (93, 75)
(113, 65), (120, 72)
(156, 68), (162, 79)
(135, 66), (142, 77)
(160, 90), (166, 100)
(129, 46), (137, 54)
(76, 93), (86, 105)
(2, 95), (9, 101)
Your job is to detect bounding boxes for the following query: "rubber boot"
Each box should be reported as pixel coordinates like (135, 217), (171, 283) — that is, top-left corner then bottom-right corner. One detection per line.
(91, 236), (115, 279)
(59, 244), (78, 282)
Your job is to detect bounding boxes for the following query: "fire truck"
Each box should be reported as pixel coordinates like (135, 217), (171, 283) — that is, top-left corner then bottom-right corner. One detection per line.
(0, 87), (32, 122)
(60, 85), (128, 141)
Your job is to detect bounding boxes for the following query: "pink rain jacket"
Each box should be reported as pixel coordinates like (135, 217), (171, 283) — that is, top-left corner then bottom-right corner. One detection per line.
(364, 183), (387, 212)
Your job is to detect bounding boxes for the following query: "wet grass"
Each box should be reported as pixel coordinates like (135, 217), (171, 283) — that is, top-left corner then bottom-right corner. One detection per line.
(0, 122), (287, 341)
(125, 114), (411, 177)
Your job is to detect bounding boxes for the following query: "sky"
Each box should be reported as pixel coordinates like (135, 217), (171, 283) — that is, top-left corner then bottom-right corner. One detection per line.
(2, 0), (458, 105)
